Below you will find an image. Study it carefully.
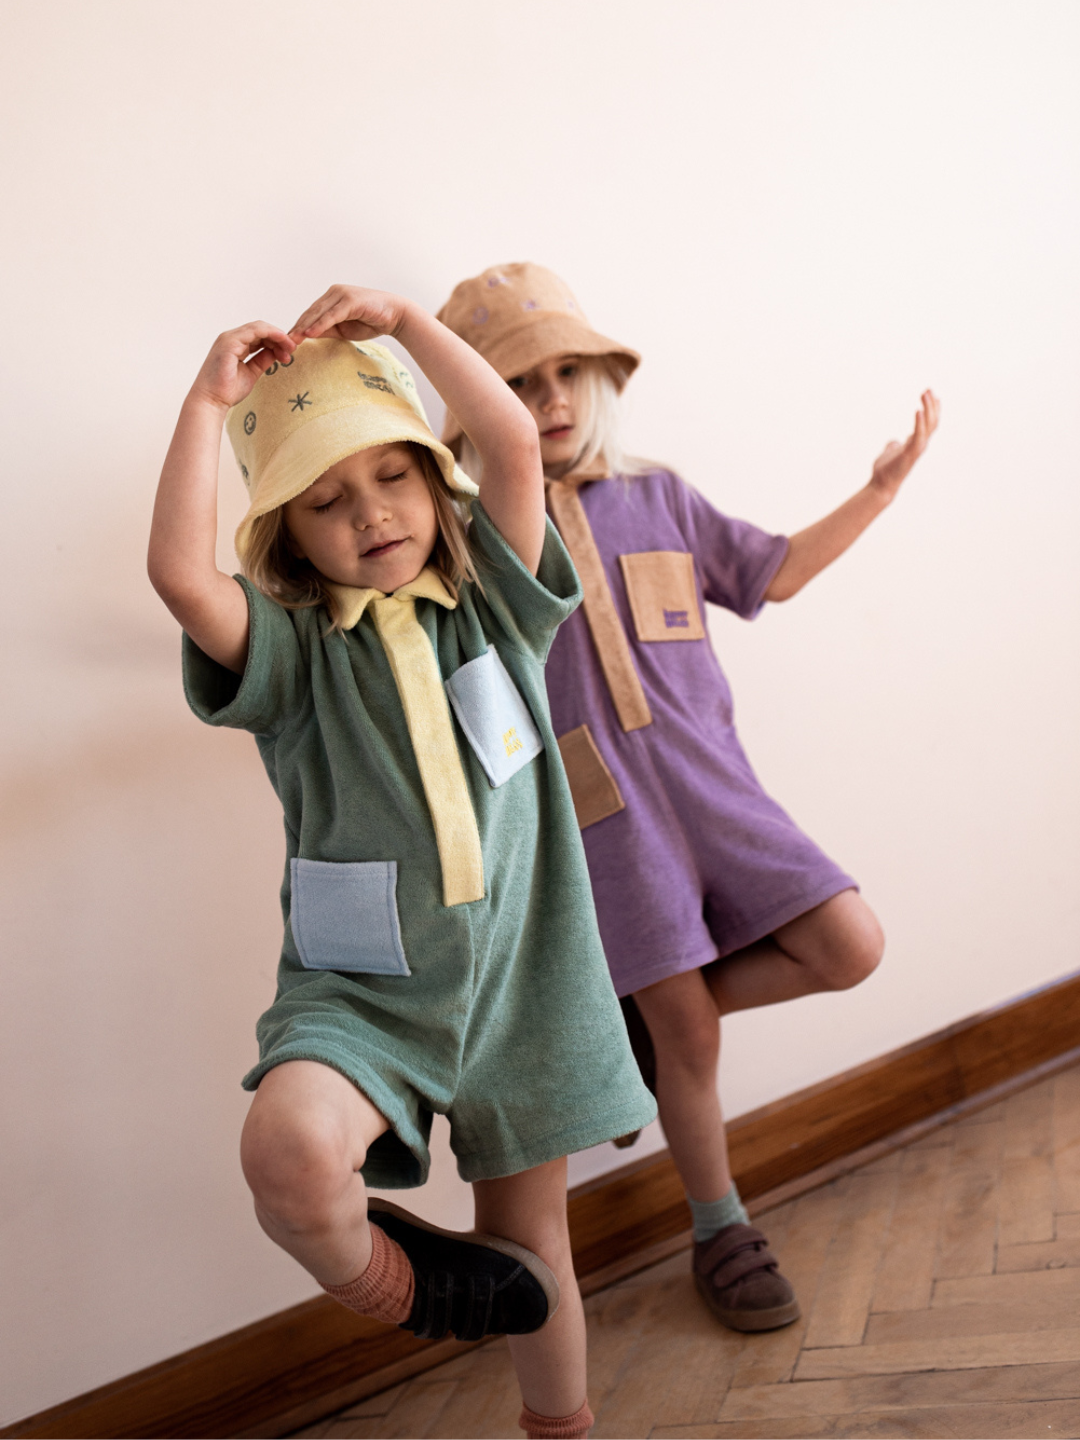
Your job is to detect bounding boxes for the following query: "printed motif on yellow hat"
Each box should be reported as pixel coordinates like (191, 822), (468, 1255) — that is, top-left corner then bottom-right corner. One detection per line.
(226, 338), (477, 561)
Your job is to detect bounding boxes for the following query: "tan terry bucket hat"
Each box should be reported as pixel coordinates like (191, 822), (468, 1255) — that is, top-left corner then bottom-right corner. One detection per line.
(436, 262), (640, 446)
(226, 338), (477, 562)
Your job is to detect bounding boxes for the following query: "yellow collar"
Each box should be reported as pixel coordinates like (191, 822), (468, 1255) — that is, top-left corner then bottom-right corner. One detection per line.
(326, 566), (458, 631)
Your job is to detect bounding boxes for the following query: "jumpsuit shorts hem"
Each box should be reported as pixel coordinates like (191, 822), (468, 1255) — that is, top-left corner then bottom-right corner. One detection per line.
(242, 1045), (657, 1190)
(453, 1096), (658, 1184)
(614, 874), (858, 999)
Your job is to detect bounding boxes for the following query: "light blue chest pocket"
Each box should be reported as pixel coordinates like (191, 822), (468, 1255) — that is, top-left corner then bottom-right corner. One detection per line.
(289, 858), (410, 975)
(445, 646), (544, 788)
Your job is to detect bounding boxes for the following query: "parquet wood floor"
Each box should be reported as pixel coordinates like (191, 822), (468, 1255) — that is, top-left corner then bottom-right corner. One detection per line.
(292, 1066), (1080, 1439)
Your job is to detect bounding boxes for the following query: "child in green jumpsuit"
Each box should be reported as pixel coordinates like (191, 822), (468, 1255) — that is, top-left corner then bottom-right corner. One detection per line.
(148, 283), (655, 1440)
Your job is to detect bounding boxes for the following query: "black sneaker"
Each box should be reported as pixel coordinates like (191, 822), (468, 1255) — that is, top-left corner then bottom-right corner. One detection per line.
(367, 1199), (560, 1343)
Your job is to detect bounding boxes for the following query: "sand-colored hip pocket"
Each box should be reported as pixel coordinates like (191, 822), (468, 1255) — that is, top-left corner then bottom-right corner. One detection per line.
(289, 858), (410, 975)
(618, 550), (705, 642)
(557, 724), (626, 829)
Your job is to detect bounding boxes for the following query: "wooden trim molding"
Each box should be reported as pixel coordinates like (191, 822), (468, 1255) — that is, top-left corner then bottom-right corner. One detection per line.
(7, 969), (1080, 1439)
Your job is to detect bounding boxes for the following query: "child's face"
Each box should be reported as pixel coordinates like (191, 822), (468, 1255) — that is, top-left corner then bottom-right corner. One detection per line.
(283, 442), (439, 593)
(507, 354), (580, 475)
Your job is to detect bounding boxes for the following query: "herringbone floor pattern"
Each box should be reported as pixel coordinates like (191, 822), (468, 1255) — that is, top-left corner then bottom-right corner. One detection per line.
(294, 1065), (1080, 1438)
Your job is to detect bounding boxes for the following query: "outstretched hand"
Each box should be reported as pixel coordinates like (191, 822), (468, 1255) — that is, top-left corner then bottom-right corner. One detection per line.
(189, 322), (295, 411)
(290, 284), (409, 344)
(870, 390), (941, 500)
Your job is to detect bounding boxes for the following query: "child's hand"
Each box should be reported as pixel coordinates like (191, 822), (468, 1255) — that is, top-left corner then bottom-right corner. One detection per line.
(869, 390), (941, 500)
(290, 285), (409, 344)
(189, 322), (295, 411)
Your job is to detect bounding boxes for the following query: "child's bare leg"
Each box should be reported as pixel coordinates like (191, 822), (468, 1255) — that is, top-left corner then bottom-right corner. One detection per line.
(473, 1158), (587, 1425)
(634, 891), (883, 1198)
(634, 968), (731, 1200)
(704, 888), (884, 1017)
(240, 1059), (390, 1285)
(633, 892), (882, 1332)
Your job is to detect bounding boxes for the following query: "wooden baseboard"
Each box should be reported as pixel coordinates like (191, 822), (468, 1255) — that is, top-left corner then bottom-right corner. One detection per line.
(7, 968), (1080, 1440)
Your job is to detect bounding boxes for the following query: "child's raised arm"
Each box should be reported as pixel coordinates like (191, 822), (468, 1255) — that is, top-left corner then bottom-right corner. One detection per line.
(764, 390), (940, 602)
(292, 286), (545, 574)
(148, 322), (295, 672)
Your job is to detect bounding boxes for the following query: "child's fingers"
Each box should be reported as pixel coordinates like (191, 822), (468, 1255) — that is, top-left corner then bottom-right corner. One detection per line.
(291, 286), (354, 338)
(239, 345), (290, 376)
(231, 320), (291, 346)
(252, 335), (295, 364)
(227, 321), (294, 364)
(290, 298), (333, 338)
(297, 301), (356, 340)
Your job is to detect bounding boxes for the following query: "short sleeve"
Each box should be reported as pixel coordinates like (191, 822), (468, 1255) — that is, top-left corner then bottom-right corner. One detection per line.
(676, 479), (788, 619)
(182, 576), (308, 734)
(466, 502), (583, 662)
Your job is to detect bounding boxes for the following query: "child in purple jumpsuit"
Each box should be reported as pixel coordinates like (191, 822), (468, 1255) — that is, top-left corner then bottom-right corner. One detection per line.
(439, 263), (940, 1334)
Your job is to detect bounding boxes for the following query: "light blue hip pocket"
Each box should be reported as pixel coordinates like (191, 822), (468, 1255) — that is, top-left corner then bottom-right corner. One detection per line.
(289, 858), (410, 975)
(445, 646), (544, 788)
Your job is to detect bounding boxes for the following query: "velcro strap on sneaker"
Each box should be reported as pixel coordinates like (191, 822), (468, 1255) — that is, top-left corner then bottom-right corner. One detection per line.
(695, 1224), (778, 1290)
(458, 1271), (495, 1343)
(413, 1270), (454, 1339)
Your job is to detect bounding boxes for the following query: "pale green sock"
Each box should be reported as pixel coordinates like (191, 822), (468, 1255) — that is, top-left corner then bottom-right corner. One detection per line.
(688, 1185), (749, 1243)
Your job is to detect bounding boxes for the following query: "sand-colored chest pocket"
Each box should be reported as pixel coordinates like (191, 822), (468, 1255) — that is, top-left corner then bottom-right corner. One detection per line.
(289, 858), (410, 976)
(445, 646), (543, 788)
(619, 551), (705, 642)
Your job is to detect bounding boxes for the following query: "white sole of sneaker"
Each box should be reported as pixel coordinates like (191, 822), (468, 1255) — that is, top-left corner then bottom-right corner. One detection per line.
(367, 1199), (561, 1325)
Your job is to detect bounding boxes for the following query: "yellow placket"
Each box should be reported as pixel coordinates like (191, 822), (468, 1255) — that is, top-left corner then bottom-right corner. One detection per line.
(328, 570), (485, 907)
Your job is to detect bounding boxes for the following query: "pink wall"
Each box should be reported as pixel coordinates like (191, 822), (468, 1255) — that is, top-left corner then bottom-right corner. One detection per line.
(2, 0), (1079, 1422)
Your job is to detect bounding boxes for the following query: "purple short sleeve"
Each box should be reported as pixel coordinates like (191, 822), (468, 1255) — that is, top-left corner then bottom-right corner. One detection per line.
(674, 479), (788, 618)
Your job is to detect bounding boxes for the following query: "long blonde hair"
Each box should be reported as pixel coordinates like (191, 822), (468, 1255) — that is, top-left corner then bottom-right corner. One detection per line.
(458, 354), (647, 481)
(242, 442), (476, 632)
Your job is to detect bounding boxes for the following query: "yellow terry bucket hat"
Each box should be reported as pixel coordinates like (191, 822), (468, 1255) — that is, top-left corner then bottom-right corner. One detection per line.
(436, 262), (640, 447)
(226, 338), (478, 562)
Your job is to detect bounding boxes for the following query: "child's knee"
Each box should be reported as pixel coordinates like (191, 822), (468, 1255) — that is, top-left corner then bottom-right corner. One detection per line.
(824, 905), (884, 990)
(240, 1105), (361, 1230)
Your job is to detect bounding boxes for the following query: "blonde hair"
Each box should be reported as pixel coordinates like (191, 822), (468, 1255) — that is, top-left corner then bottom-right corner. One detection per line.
(458, 354), (647, 481)
(243, 442), (476, 632)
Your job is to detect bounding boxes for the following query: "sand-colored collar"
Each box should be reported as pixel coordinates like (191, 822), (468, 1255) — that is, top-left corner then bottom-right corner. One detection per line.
(546, 460), (612, 490)
(325, 566), (459, 631)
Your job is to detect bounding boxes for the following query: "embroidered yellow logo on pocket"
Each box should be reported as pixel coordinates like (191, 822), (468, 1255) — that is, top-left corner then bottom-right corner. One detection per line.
(503, 726), (523, 757)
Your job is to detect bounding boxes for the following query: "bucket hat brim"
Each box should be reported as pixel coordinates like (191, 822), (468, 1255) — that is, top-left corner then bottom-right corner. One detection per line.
(440, 314), (639, 446)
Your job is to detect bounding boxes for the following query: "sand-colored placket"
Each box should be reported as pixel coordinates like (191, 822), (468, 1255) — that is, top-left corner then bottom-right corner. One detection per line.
(546, 473), (652, 733)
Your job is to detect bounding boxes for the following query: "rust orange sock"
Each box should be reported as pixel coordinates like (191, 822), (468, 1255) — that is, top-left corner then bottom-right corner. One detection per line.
(319, 1221), (414, 1325)
(519, 1399), (594, 1438)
